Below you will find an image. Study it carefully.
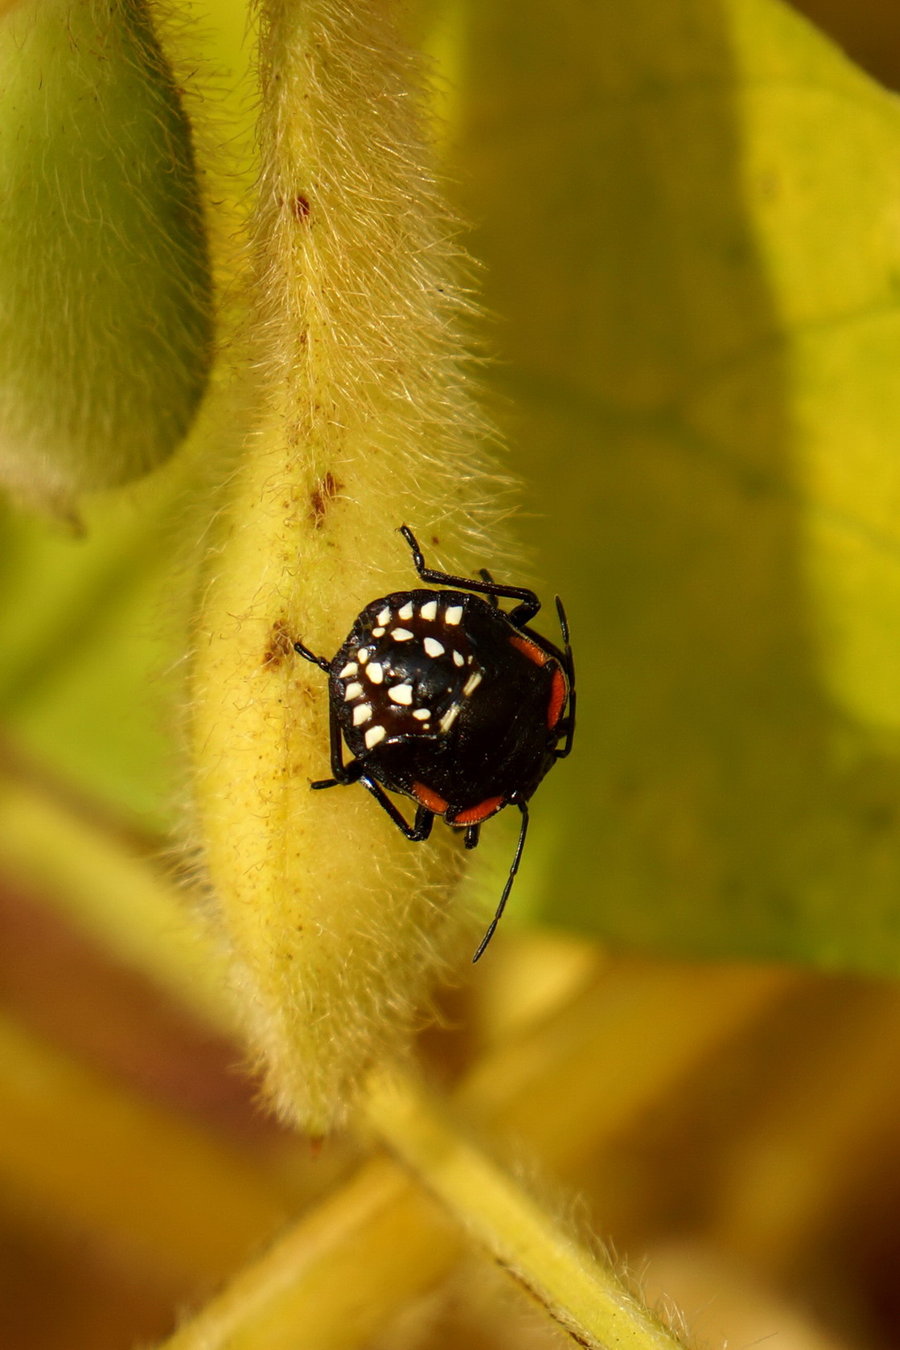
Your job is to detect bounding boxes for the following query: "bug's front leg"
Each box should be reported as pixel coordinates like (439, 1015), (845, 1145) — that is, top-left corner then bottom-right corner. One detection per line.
(309, 693), (361, 788)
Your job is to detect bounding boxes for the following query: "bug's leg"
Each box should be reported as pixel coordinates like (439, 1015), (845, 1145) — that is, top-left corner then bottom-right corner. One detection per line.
(312, 719), (433, 839)
(293, 640), (331, 674)
(293, 641), (353, 789)
(464, 823), (481, 850)
(308, 693), (361, 789)
(304, 665), (434, 841)
(472, 801), (529, 963)
(553, 596), (576, 760)
(314, 762), (433, 841)
(357, 777), (434, 841)
(399, 525), (541, 625)
(478, 569), (499, 609)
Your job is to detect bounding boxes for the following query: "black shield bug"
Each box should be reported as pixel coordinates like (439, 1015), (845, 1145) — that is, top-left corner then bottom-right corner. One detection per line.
(294, 526), (575, 961)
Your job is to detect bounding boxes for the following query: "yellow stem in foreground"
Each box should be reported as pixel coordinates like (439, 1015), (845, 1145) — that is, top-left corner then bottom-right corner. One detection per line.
(163, 1159), (456, 1350)
(364, 1068), (686, 1350)
(157, 965), (790, 1348)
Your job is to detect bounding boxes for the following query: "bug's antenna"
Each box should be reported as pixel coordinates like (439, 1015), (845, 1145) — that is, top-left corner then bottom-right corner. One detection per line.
(472, 801), (529, 963)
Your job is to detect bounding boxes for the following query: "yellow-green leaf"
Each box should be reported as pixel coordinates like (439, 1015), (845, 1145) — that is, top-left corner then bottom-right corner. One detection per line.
(455, 0), (900, 973)
(0, 474), (192, 829)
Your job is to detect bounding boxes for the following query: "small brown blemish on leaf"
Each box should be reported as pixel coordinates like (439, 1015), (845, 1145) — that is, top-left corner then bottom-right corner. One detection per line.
(309, 471), (344, 527)
(292, 193), (312, 220)
(263, 618), (294, 668)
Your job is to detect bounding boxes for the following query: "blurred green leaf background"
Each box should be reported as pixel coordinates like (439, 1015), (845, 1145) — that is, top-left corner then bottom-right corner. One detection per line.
(454, 0), (900, 972)
(4, 2), (900, 1348)
(6, 0), (900, 971)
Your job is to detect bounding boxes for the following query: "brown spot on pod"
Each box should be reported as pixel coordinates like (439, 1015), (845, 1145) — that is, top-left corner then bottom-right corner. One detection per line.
(309, 471), (343, 527)
(262, 619), (294, 668)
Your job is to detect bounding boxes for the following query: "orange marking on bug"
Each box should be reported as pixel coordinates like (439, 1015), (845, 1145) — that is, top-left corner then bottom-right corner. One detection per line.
(509, 633), (550, 666)
(547, 666), (567, 729)
(412, 782), (449, 814)
(453, 796), (505, 826)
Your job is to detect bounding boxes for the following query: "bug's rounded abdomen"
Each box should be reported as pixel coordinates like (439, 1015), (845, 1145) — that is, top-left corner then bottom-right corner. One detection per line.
(330, 589), (563, 816)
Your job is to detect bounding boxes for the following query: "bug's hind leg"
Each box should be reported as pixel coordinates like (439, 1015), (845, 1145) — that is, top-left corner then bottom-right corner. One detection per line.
(353, 778), (435, 841)
(312, 760), (433, 841)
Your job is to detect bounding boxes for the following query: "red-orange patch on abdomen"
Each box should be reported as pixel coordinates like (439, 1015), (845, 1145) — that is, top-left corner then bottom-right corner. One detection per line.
(509, 633), (551, 666)
(412, 782), (449, 814)
(547, 666), (567, 729)
(452, 796), (505, 826)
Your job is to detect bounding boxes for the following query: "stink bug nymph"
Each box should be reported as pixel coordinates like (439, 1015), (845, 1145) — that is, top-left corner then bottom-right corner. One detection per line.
(293, 526), (576, 961)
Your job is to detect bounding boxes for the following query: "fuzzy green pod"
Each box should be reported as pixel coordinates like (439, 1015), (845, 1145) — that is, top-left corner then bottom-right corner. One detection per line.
(191, 0), (516, 1133)
(0, 0), (212, 508)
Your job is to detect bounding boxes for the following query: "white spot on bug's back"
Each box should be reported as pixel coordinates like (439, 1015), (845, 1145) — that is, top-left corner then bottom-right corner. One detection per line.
(343, 682), (363, 700)
(398, 601), (414, 620)
(420, 600), (438, 622)
(338, 662), (358, 678)
(388, 683), (413, 705)
(391, 628), (413, 641)
(463, 672), (482, 697)
(358, 648), (371, 665)
(353, 703), (372, 725)
(439, 703), (461, 733)
(377, 607), (391, 625)
(413, 707), (431, 721)
(424, 637), (444, 658)
(366, 662), (384, 684)
(452, 650), (464, 668)
(445, 605), (463, 625)
(372, 626), (385, 638)
(365, 724), (386, 749)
